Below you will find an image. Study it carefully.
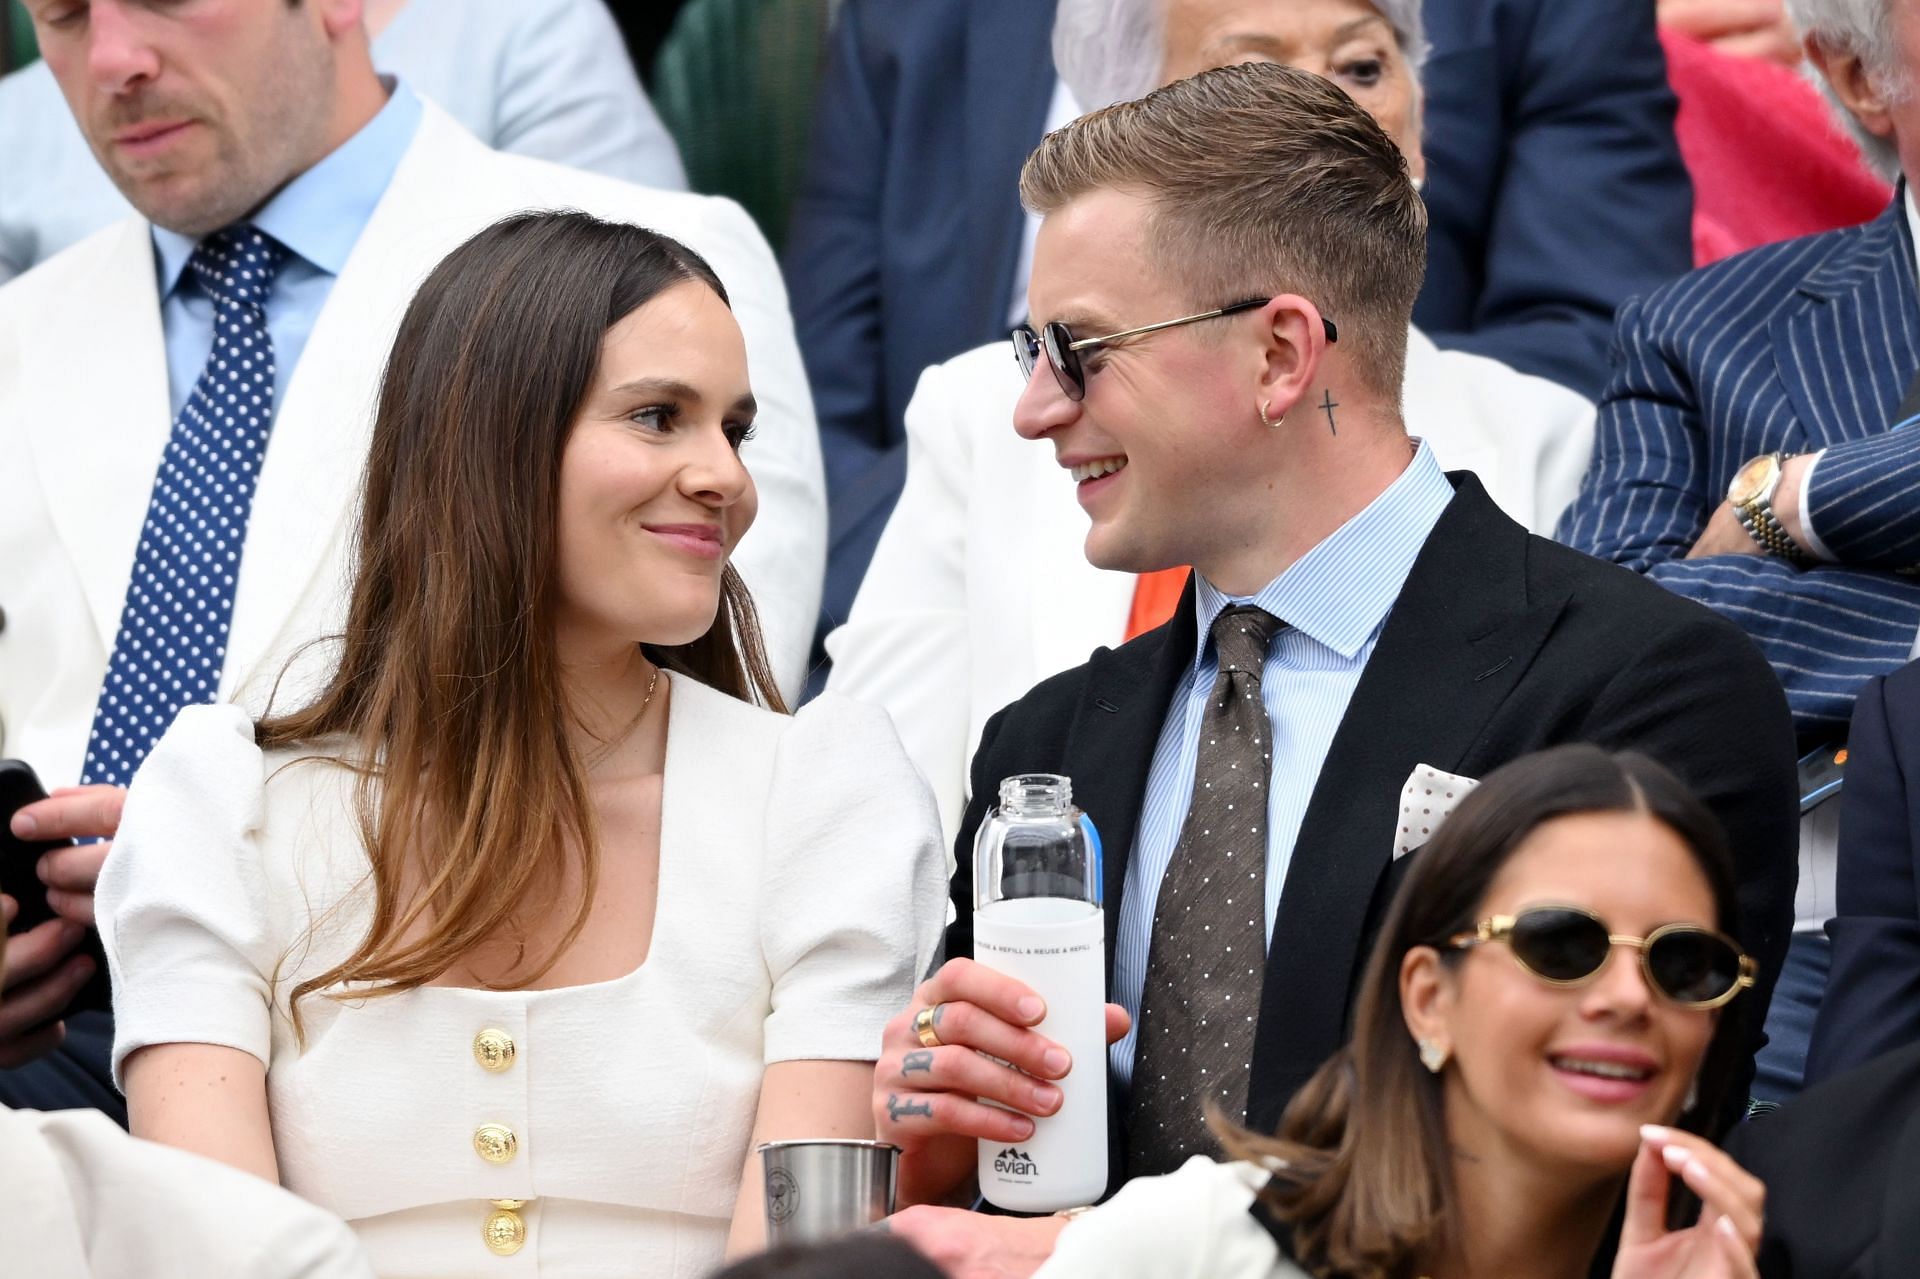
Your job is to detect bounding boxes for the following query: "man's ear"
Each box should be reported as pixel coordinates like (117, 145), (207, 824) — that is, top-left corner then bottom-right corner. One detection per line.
(1806, 35), (1897, 143)
(1256, 292), (1331, 422)
(1400, 944), (1454, 1059)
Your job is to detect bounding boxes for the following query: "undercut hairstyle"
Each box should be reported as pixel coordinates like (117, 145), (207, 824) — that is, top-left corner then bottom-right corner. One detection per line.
(1020, 62), (1426, 396)
(259, 211), (784, 1031)
(1787, 0), (1908, 178)
(1219, 745), (1748, 1279)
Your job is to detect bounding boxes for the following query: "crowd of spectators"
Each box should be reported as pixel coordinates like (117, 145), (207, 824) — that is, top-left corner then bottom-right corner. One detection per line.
(2, 0), (1919, 1276)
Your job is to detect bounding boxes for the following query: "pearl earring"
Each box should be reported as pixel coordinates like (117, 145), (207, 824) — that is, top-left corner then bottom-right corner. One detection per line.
(1418, 1039), (1449, 1073)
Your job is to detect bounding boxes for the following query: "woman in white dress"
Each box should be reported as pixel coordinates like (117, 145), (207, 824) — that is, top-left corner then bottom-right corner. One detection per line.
(1033, 747), (1768, 1279)
(96, 211), (946, 1277)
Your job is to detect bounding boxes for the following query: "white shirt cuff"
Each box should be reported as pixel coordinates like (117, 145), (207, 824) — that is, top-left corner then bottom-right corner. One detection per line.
(1796, 448), (1837, 563)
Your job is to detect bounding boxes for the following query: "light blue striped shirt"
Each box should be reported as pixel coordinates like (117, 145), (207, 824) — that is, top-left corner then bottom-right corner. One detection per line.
(1110, 440), (1455, 1086)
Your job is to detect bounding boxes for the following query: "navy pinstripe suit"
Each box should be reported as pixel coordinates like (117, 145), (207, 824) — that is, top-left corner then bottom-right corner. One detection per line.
(1560, 198), (1920, 746)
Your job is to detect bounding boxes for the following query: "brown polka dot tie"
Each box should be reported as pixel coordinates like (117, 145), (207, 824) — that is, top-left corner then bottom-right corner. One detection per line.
(1126, 605), (1282, 1177)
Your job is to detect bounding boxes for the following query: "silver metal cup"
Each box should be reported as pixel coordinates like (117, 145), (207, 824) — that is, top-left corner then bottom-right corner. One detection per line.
(758, 1139), (900, 1245)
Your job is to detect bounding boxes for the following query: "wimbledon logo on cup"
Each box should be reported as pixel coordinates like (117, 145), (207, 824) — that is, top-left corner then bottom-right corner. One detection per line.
(767, 1167), (799, 1222)
(992, 1147), (1039, 1178)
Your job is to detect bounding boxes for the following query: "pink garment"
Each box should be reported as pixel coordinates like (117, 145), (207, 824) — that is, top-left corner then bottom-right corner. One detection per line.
(1662, 28), (1893, 265)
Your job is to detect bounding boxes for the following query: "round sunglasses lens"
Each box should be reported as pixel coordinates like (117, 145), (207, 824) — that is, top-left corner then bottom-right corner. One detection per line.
(1042, 323), (1085, 401)
(1509, 909), (1611, 982)
(1647, 930), (1740, 1005)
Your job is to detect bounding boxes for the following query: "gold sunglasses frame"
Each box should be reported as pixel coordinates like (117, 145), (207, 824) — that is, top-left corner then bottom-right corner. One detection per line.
(1446, 905), (1758, 1010)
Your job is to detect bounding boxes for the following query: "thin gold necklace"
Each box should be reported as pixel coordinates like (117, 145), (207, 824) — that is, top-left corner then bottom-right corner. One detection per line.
(584, 666), (661, 770)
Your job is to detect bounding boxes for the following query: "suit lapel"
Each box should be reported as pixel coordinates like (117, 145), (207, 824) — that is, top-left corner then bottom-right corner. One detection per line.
(1246, 478), (1571, 1128)
(1772, 199), (1920, 452)
(1062, 581), (1197, 974)
(223, 109), (482, 693)
(963, 0), (1058, 335)
(23, 219), (172, 650)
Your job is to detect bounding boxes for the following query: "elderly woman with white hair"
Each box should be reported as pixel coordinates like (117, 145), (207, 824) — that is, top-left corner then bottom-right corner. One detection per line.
(825, 0), (1599, 852)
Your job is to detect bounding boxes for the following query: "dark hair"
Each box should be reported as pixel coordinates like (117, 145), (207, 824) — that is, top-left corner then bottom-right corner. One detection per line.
(1019, 61), (1426, 396)
(704, 1236), (945, 1279)
(1222, 745), (1745, 1279)
(259, 211), (783, 1024)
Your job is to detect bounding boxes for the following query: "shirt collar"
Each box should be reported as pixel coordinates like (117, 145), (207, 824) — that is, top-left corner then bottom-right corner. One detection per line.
(152, 78), (423, 298)
(1192, 438), (1455, 664)
(1905, 182), (1919, 297)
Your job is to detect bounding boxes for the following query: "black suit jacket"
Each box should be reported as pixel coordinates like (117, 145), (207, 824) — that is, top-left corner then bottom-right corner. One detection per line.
(1725, 1042), (1920, 1279)
(1806, 660), (1920, 1083)
(947, 476), (1798, 1188)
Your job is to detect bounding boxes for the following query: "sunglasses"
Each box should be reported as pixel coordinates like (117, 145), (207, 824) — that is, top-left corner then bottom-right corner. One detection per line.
(1446, 905), (1757, 1010)
(1010, 297), (1339, 402)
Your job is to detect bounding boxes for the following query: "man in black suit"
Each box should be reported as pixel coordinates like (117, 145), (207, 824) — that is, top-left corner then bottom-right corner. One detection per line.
(1806, 658), (1920, 1082)
(1724, 1041), (1920, 1278)
(869, 62), (1795, 1273)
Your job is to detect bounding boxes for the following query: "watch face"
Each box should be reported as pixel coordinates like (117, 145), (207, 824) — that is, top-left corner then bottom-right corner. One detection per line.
(1728, 454), (1777, 506)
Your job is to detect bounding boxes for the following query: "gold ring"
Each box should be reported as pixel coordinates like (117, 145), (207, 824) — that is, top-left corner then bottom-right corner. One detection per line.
(914, 1004), (944, 1049)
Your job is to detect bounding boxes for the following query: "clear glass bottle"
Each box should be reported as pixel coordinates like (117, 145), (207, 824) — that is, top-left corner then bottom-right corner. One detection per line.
(972, 774), (1108, 1211)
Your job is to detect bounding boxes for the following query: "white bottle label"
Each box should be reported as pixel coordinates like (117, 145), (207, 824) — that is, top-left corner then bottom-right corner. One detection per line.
(973, 897), (1109, 1212)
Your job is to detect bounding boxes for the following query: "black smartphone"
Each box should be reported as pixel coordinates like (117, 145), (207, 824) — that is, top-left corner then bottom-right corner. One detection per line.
(0, 759), (113, 1017)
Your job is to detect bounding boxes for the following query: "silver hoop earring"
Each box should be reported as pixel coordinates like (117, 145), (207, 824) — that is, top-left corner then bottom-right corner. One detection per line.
(1417, 1038), (1449, 1074)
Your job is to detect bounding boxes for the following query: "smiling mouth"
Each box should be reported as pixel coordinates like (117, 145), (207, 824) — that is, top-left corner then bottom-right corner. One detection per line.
(1548, 1055), (1655, 1083)
(1069, 456), (1127, 483)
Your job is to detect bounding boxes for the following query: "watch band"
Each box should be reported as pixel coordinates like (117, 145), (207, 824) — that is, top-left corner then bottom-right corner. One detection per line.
(1735, 454), (1811, 565)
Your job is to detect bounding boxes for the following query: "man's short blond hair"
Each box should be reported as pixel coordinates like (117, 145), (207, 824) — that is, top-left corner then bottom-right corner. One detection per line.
(1020, 63), (1427, 395)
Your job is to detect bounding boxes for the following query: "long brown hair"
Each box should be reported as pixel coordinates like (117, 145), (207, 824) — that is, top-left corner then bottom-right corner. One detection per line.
(258, 212), (784, 1027)
(1220, 745), (1748, 1279)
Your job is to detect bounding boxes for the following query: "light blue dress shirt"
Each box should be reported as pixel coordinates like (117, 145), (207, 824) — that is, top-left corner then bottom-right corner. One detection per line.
(150, 83), (421, 421)
(1109, 441), (1456, 1086)
(0, 0), (686, 284)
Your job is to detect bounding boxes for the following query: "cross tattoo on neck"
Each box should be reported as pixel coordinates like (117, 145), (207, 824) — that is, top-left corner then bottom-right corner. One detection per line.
(1319, 390), (1339, 435)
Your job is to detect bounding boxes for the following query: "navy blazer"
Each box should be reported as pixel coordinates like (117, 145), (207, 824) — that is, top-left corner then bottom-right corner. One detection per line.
(1559, 199), (1920, 748)
(1806, 661), (1920, 1084)
(786, 0), (1693, 643)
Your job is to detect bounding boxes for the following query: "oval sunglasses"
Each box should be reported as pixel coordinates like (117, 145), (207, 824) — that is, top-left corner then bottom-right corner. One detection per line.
(1446, 905), (1758, 1010)
(1011, 296), (1339, 402)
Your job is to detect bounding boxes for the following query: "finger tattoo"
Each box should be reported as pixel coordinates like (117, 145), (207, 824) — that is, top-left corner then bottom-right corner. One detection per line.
(902, 1050), (934, 1076)
(887, 1093), (934, 1122)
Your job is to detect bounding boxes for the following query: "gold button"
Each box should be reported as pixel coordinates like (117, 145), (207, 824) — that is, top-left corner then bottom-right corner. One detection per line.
(473, 1029), (516, 1073)
(474, 1124), (518, 1164)
(483, 1204), (526, 1256)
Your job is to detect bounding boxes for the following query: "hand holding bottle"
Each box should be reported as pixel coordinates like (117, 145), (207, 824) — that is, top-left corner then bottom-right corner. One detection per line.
(873, 958), (1130, 1210)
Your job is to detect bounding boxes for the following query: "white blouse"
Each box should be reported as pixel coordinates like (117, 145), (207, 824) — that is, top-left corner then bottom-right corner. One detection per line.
(98, 678), (946, 1277)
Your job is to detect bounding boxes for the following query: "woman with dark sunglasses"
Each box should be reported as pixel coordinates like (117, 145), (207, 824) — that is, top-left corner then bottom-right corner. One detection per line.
(1030, 744), (1765, 1279)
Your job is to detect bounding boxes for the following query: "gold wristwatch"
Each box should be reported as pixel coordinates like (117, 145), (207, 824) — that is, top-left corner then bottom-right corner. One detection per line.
(1727, 452), (1810, 565)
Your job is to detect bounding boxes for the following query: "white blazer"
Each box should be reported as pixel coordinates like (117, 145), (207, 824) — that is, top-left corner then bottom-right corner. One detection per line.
(3, 1105), (374, 1279)
(825, 331), (1593, 847)
(0, 102), (824, 786)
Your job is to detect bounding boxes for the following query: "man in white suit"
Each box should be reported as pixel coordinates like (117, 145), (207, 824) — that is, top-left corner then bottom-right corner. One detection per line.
(0, 0), (824, 1103)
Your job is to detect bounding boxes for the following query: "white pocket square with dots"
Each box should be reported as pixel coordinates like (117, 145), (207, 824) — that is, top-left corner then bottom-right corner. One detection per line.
(1394, 764), (1481, 860)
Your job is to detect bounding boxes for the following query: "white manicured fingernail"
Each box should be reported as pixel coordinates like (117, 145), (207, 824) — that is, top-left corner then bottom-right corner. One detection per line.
(1639, 1124), (1673, 1142)
(1661, 1144), (1692, 1171)
(1717, 1216), (1739, 1239)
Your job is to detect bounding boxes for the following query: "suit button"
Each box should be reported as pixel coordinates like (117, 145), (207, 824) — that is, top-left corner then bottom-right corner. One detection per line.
(483, 1201), (527, 1256)
(474, 1124), (518, 1164)
(473, 1028), (516, 1073)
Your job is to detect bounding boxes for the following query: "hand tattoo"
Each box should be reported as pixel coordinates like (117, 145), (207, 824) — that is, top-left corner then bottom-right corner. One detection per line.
(887, 1093), (934, 1123)
(902, 1050), (934, 1076)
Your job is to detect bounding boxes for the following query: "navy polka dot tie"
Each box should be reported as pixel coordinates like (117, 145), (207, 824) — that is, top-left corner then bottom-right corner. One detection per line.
(81, 226), (287, 788)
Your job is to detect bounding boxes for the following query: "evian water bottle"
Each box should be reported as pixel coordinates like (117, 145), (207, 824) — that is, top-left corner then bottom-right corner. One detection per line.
(972, 774), (1108, 1212)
